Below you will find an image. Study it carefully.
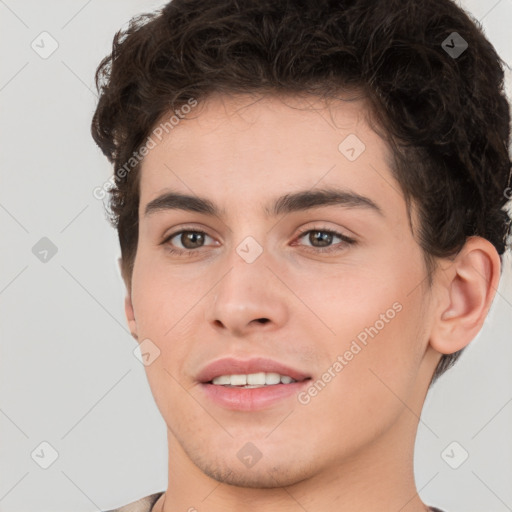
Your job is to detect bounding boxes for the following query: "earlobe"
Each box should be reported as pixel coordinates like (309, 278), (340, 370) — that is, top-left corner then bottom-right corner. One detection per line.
(125, 293), (139, 341)
(429, 237), (501, 355)
(118, 257), (138, 341)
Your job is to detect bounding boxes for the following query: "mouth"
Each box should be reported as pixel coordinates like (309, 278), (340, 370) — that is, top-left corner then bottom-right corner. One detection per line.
(208, 371), (304, 388)
(197, 357), (312, 411)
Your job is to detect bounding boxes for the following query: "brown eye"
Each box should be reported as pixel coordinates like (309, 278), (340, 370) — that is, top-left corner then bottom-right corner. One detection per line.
(179, 231), (206, 249)
(164, 230), (215, 252)
(307, 230), (334, 247)
(294, 227), (356, 254)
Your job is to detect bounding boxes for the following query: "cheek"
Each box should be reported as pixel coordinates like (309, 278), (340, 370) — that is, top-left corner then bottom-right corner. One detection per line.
(288, 247), (428, 392)
(129, 256), (199, 401)
(290, 285), (427, 451)
(131, 247), (205, 338)
(289, 254), (421, 341)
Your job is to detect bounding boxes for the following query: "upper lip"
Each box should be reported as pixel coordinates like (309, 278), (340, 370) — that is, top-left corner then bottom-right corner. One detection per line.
(196, 357), (311, 383)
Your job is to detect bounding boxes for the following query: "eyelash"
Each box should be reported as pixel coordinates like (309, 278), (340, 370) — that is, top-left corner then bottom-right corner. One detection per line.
(161, 225), (356, 257)
(293, 226), (356, 253)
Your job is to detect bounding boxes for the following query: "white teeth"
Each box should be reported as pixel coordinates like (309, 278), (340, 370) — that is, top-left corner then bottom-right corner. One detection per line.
(247, 372), (266, 385)
(210, 372), (298, 387)
(212, 375), (230, 385)
(265, 372), (281, 385)
(229, 374), (247, 386)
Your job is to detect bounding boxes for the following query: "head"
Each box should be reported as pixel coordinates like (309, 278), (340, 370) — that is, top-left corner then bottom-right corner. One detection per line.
(91, 0), (511, 489)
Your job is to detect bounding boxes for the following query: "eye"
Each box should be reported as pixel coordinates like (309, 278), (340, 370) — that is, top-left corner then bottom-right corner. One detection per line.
(161, 226), (356, 257)
(162, 229), (216, 255)
(294, 226), (356, 253)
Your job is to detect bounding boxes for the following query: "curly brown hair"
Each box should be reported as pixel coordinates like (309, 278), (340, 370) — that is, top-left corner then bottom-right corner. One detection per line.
(91, 0), (511, 382)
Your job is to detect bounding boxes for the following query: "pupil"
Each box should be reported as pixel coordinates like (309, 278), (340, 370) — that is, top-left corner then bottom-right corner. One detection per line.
(183, 231), (204, 248)
(310, 231), (331, 247)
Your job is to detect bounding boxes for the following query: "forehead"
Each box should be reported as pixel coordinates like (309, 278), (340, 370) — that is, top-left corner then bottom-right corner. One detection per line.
(138, 93), (400, 216)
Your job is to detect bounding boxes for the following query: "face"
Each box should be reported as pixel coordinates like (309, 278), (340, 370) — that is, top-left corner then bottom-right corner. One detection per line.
(126, 93), (440, 488)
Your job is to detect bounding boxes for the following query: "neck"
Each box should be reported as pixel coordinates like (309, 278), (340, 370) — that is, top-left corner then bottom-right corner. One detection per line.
(153, 409), (430, 512)
(153, 348), (439, 512)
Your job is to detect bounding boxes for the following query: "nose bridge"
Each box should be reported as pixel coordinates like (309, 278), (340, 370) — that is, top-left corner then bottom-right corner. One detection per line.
(213, 232), (270, 309)
(206, 230), (288, 334)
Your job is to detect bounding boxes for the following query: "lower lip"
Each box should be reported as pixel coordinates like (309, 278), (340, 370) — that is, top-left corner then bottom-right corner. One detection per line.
(200, 380), (311, 411)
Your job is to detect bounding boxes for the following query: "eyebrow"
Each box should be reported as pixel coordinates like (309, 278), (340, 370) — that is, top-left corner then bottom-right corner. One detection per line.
(144, 187), (383, 218)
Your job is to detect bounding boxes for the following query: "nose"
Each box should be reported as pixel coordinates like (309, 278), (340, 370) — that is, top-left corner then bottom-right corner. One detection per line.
(204, 246), (289, 337)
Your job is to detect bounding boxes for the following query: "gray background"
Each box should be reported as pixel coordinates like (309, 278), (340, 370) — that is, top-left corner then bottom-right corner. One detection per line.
(0, 1), (511, 511)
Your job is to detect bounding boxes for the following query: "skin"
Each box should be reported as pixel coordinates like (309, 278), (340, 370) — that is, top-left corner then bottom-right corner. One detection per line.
(123, 93), (500, 512)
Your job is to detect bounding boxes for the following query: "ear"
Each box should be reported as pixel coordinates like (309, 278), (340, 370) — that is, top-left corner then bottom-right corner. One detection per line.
(429, 237), (501, 354)
(118, 257), (139, 341)
(125, 294), (138, 341)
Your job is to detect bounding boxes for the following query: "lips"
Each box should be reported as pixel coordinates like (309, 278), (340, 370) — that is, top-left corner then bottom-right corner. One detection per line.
(196, 357), (311, 384)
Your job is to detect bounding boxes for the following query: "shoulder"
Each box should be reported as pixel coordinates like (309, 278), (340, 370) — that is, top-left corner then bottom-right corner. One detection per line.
(103, 491), (164, 512)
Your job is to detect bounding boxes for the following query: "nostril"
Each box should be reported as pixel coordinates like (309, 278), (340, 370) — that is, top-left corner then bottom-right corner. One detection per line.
(256, 318), (270, 324)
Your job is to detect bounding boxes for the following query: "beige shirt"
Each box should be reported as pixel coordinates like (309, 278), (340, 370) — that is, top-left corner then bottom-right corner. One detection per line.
(105, 492), (446, 512)
(105, 492), (164, 512)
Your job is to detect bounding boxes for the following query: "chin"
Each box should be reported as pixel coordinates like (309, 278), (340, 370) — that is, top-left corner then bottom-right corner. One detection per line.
(199, 460), (311, 488)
